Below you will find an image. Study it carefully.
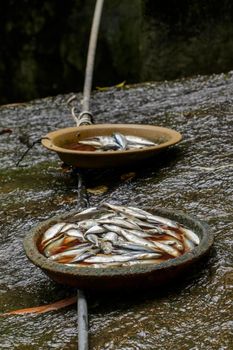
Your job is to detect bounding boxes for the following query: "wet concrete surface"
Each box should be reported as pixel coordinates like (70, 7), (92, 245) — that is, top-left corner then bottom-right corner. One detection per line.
(0, 72), (233, 349)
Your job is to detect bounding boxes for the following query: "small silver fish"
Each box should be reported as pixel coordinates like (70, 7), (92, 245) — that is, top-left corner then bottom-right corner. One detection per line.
(113, 133), (127, 150)
(73, 207), (98, 218)
(152, 238), (184, 252)
(183, 237), (196, 251)
(100, 136), (120, 150)
(59, 242), (91, 253)
(85, 233), (100, 246)
(100, 240), (113, 254)
(124, 258), (165, 266)
(102, 225), (146, 239)
(43, 236), (66, 257)
(97, 217), (140, 230)
(102, 232), (119, 242)
(152, 241), (181, 257)
(102, 203), (146, 220)
(97, 212), (116, 220)
(113, 241), (163, 254)
(77, 219), (98, 231)
(115, 228), (162, 252)
(85, 225), (106, 235)
(41, 203), (199, 268)
(127, 207), (179, 229)
(123, 228), (152, 238)
(48, 244), (92, 261)
(144, 228), (165, 235)
(180, 227), (200, 245)
(127, 217), (157, 229)
(64, 228), (84, 239)
(159, 227), (182, 240)
(68, 250), (99, 263)
(41, 222), (66, 245)
(62, 223), (82, 232)
(125, 135), (156, 146)
(84, 252), (160, 264)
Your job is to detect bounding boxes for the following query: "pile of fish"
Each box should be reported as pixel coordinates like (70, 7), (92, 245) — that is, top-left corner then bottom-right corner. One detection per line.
(76, 133), (158, 151)
(39, 203), (200, 268)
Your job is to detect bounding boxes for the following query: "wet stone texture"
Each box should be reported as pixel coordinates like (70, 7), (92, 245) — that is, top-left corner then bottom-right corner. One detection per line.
(0, 72), (233, 349)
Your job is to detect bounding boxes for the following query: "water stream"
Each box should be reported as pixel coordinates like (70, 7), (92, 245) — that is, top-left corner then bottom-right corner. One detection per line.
(0, 72), (233, 349)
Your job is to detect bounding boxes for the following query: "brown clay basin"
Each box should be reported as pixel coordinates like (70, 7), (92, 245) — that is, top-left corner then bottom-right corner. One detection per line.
(23, 208), (213, 291)
(41, 124), (182, 168)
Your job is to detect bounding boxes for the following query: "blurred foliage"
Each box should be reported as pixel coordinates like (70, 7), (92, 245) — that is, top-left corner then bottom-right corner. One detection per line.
(0, 0), (233, 103)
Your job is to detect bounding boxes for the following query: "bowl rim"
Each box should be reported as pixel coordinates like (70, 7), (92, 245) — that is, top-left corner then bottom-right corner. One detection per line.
(41, 124), (182, 156)
(24, 207), (213, 278)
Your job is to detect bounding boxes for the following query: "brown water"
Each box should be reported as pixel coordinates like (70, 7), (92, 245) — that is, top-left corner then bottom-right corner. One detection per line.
(65, 143), (97, 151)
(0, 72), (233, 349)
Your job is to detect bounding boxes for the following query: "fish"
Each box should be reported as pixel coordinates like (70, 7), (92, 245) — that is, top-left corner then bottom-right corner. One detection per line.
(78, 139), (102, 148)
(102, 224), (148, 239)
(143, 228), (165, 235)
(125, 144), (144, 149)
(40, 203), (199, 268)
(111, 227), (162, 252)
(72, 133), (158, 153)
(103, 224), (150, 238)
(113, 132), (127, 149)
(151, 241), (181, 257)
(127, 217), (157, 229)
(41, 222), (66, 246)
(180, 227), (200, 245)
(77, 219), (98, 231)
(70, 257), (166, 268)
(147, 215), (179, 229)
(84, 252), (161, 264)
(45, 235), (84, 257)
(85, 233), (100, 246)
(56, 242), (91, 253)
(149, 238), (184, 252)
(100, 240), (113, 254)
(68, 251), (99, 263)
(73, 207), (97, 217)
(66, 207), (100, 222)
(64, 228), (84, 239)
(123, 228), (153, 238)
(84, 225), (106, 235)
(112, 241), (163, 254)
(183, 237), (196, 251)
(124, 259), (166, 266)
(127, 207), (179, 229)
(125, 135), (156, 146)
(97, 217), (140, 230)
(48, 244), (95, 262)
(80, 136), (119, 150)
(102, 203), (146, 220)
(43, 236), (67, 257)
(96, 212), (116, 220)
(159, 227), (182, 240)
(102, 232), (119, 242)
(100, 136), (120, 150)
(61, 223), (80, 232)
(40, 231), (64, 251)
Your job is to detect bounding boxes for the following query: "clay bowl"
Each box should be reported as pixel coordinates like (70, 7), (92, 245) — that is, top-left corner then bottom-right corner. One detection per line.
(41, 124), (182, 168)
(24, 208), (213, 291)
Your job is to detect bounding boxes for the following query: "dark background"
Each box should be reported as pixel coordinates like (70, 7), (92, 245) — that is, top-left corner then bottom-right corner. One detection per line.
(0, 0), (233, 104)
